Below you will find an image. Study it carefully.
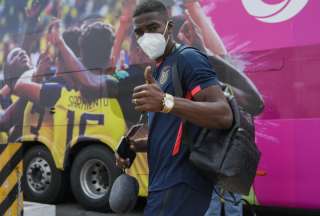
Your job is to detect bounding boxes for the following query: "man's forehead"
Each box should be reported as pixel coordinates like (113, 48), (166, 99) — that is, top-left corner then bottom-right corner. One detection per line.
(7, 47), (22, 62)
(133, 11), (166, 27)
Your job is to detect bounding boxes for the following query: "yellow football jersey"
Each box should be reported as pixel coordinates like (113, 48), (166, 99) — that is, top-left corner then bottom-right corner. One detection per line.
(22, 102), (54, 145)
(36, 83), (126, 169)
(20, 81), (148, 196)
(0, 102), (8, 145)
(0, 133), (7, 144)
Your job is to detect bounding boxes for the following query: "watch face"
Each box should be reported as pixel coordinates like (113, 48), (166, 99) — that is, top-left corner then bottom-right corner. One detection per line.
(165, 99), (174, 108)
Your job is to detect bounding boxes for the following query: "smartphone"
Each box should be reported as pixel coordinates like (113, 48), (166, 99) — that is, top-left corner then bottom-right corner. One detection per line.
(126, 123), (144, 138)
(116, 124), (144, 168)
(116, 136), (136, 168)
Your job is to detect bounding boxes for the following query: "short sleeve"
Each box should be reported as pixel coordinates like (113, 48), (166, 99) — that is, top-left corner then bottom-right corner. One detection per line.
(177, 48), (219, 97)
(0, 94), (12, 109)
(39, 83), (63, 108)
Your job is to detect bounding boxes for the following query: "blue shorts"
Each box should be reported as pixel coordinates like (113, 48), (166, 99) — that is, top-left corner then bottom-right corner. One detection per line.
(144, 183), (211, 216)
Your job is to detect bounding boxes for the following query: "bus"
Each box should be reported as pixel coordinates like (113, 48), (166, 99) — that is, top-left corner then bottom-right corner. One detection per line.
(0, 0), (319, 213)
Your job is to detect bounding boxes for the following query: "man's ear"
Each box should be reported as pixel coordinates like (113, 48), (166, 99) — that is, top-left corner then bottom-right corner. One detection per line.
(168, 20), (174, 29)
(167, 20), (174, 34)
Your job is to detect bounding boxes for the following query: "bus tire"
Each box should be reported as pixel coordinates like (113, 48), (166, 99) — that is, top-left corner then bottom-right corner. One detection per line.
(70, 144), (121, 211)
(23, 145), (66, 203)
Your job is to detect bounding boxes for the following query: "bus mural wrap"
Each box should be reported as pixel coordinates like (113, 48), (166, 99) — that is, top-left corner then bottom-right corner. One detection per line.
(0, 0), (319, 212)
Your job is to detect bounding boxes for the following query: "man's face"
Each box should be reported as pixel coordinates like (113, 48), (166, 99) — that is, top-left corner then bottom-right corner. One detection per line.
(4, 48), (32, 89)
(7, 48), (31, 72)
(133, 12), (171, 41)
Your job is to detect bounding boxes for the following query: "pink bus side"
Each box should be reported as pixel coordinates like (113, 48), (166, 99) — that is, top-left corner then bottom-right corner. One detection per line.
(203, 0), (320, 209)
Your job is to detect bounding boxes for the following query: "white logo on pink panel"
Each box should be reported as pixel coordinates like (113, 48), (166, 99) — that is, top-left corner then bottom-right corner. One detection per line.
(241, 0), (309, 23)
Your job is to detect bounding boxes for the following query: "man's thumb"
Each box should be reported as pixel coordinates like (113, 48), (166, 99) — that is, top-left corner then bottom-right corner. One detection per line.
(144, 66), (155, 84)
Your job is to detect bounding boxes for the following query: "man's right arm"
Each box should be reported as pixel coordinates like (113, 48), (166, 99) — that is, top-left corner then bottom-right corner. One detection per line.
(129, 137), (148, 152)
(116, 122), (149, 169)
(115, 137), (148, 169)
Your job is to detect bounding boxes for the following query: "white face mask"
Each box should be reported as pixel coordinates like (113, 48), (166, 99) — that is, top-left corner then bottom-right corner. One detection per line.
(137, 22), (169, 60)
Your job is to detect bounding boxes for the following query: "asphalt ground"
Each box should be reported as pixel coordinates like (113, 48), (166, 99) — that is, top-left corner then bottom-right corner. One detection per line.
(56, 197), (146, 216)
(53, 195), (320, 216)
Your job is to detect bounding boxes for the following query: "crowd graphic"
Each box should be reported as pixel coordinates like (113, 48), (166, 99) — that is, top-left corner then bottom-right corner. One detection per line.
(0, 0), (264, 213)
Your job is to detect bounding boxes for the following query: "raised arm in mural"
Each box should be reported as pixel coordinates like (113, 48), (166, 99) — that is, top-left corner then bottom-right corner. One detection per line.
(111, 0), (137, 64)
(180, 0), (264, 115)
(183, 0), (227, 56)
(47, 21), (97, 87)
(20, 0), (50, 54)
(13, 21), (118, 104)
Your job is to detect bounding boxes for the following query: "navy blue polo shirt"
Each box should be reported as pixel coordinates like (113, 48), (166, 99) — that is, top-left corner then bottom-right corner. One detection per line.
(147, 45), (219, 194)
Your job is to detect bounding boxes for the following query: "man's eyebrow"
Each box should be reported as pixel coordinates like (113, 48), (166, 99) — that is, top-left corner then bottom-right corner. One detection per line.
(133, 21), (160, 32)
(146, 22), (160, 28)
(134, 26), (142, 33)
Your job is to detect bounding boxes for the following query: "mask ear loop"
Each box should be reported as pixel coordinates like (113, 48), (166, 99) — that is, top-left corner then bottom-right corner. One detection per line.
(163, 21), (170, 44)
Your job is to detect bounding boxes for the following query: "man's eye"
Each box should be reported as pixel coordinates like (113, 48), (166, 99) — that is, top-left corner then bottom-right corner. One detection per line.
(149, 26), (157, 32)
(135, 30), (143, 37)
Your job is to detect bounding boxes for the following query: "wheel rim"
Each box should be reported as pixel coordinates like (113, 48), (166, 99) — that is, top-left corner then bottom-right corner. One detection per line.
(26, 157), (52, 194)
(80, 159), (110, 200)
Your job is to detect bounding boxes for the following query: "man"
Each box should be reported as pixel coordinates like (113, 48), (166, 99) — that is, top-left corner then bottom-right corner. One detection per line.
(0, 47), (33, 140)
(116, 1), (233, 215)
(3, 48), (33, 92)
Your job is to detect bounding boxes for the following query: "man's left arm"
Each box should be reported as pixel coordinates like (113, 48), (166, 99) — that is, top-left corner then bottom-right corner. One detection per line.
(172, 85), (232, 129)
(133, 51), (233, 129)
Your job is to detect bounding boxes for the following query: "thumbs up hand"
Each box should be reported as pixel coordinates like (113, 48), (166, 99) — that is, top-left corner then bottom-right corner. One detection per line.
(144, 66), (156, 84)
(132, 66), (164, 113)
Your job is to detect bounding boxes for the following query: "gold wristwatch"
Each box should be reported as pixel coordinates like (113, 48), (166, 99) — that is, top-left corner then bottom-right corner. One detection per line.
(161, 93), (175, 113)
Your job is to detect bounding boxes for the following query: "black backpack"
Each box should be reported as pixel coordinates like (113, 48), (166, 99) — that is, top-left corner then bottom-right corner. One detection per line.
(172, 47), (261, 195)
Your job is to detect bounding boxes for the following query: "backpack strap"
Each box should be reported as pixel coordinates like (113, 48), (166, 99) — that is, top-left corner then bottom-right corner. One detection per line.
(171, 44), (197, 98)
(172, 59), (183, 98)
(171, 48), (187, 155)
(171, 45), (205, 154)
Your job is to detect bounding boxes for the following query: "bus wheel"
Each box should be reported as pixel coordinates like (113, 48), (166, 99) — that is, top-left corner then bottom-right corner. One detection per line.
(23, 145), (66, 203)
(70, 145), (121, 211)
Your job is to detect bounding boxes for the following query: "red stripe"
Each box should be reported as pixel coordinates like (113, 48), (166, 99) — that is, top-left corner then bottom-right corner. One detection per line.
(191, 85), (201, 97)
(172, 85), (202, 156)
(172, 123), (183, 156)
